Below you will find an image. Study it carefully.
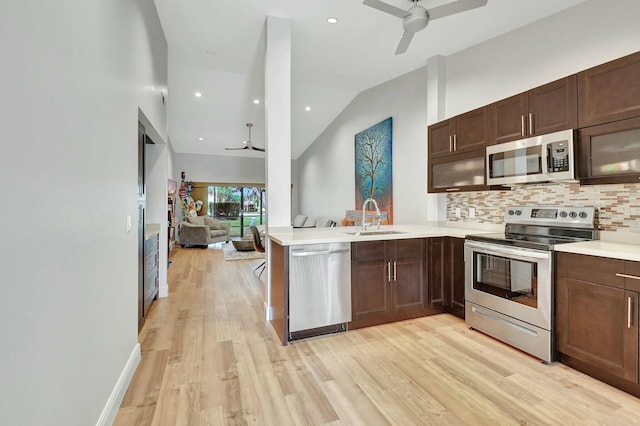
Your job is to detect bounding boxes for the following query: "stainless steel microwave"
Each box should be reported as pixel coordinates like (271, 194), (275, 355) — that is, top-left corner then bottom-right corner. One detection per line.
(486, 129), (576, 185)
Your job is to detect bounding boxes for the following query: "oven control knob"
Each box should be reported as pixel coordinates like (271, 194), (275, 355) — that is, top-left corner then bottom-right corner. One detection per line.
(569, 211), (578, 218)
(515, 210), (522, 216)
(579, 211), (588, 219)
(559, 211), (568, 218)
(508, 209), (515, 216)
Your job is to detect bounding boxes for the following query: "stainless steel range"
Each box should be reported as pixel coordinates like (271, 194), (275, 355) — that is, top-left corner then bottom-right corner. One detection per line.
(464, 206), (597, 363)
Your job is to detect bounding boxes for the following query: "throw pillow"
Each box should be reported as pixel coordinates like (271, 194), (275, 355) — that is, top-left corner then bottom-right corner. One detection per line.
(316, 218), (336, 228)
(292, 215), (307, 227)
(303, 217), (317, 227)
(187, 216), (205, 225)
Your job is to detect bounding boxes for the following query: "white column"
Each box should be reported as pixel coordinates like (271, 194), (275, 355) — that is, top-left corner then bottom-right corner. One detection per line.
(264, 16), (292, 320)
(265, 16), (292, 228)
(426, 55), (448, 221)
(427, 55), (447, 123)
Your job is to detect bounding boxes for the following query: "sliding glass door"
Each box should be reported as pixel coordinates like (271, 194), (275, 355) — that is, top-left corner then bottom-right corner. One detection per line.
(208, 185), (265, 238)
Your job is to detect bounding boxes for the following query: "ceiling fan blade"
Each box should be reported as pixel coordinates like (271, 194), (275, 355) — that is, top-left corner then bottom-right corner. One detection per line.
(395, 30), (414, 55)
(427, 0), (487, 21)
(251, 146), (266, 152)
(363, 0), (410, 19)
(225, 146), (248, 150)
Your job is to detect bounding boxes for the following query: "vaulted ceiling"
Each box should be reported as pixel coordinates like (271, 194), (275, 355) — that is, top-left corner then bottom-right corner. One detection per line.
(153, 0), (587, 159)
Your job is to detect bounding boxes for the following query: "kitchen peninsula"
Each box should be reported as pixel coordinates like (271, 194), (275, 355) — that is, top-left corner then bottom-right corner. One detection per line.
(267, 223), (500, 345)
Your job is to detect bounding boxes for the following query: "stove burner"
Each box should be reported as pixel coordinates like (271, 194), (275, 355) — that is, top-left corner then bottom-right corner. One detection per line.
(466, 205), (597, 251)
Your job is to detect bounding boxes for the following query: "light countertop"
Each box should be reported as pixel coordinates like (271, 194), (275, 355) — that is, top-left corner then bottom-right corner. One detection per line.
(268, 223), (640, 262)
(267, 222), (501, 246)
(555, 239), (640, 262)
(145, 223), (161, 240)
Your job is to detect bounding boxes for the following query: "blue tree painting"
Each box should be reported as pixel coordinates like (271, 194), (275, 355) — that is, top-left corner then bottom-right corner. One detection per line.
(355, 117), (393, 224)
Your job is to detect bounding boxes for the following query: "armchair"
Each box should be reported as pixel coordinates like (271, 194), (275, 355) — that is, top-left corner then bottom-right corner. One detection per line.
(179, 216), (231, 247)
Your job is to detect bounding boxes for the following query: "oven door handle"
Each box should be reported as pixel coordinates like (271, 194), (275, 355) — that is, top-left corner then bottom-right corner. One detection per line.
(464, 240), (550, 260)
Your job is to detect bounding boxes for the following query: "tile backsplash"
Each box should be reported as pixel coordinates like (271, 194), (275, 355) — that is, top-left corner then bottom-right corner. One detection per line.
(446, 183), (640, 232)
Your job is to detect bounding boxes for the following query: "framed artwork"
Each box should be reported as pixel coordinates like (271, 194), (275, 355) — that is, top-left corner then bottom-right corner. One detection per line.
(354, 117), (393, 224)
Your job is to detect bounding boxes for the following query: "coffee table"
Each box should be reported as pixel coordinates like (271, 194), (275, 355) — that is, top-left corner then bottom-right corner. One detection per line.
(232, 239), (255, 252)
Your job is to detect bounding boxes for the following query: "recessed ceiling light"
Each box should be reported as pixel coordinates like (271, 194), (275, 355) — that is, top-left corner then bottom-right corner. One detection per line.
(198, 137), (204, 141)
(195, 92), (202, 98)
(305, 106), (311, 111)
(253, 99), (260, 104)
(327, 17), (339, 24)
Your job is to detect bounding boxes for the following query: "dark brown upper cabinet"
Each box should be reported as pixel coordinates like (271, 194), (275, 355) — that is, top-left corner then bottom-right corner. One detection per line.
(578, 51), (640, 128)
(427, 106), (490, 193)
(428, 106), (489, 159)
(490, 76), (578, 145)
(427, 149), (487, 193)
(577, 116), (640, 185)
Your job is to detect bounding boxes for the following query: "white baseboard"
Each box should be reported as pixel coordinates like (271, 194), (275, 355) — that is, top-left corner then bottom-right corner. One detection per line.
(158, 284), (168, 298)
(265, 302), (274, 321)
(96, 343), (141, 426)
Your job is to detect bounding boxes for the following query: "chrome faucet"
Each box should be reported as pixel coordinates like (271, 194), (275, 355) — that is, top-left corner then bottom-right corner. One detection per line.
(361, 198), (381, 231)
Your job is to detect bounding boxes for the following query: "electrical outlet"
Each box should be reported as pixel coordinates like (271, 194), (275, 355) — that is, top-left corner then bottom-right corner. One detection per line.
(126, 215), (132, 233)
(469, 207), (476, 218)
(455, 208), (461, 218)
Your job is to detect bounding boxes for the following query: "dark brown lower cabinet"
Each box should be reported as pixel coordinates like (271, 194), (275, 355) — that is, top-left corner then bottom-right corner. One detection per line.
(427, 237), (466, 319)
(269, 241), (288, 345)
(350, 238), (435, 329)
(556, 252), (640, 397)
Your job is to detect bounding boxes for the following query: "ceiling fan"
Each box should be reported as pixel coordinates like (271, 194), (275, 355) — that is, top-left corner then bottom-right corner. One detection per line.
(363, 0), (488, 55)
(225, 123), (265, 152)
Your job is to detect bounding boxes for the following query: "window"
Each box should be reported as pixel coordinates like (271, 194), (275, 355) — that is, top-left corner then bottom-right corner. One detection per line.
(208, 185), (266, 237)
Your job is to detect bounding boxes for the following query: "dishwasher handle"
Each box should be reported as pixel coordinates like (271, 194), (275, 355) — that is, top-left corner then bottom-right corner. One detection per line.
(290, 248), (350, 257)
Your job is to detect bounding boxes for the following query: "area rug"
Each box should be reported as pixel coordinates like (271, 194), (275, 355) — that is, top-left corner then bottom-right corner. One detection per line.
(223, 244), (265, 261)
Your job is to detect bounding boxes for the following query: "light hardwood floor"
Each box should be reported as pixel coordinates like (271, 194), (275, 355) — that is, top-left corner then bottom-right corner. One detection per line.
(115, 244), (640, 425)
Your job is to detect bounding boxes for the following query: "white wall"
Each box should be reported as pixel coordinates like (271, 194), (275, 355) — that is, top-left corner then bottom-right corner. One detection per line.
(445, 0), (640, 117)
(173, 153), (266, 184)
(291, 159), (300, 217)
(297, 0), (640, 225)
(0, 0), (167, 424)
(296, 66), (433, 224)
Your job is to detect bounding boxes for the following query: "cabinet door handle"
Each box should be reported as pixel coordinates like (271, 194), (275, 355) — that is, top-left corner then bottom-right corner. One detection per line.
(616, 273), (640, 280)
(521, 115), (527, 137)
(528, 113), (534, 135)
(449, 135), (453, 152)
(453, 134), (457, 151)
(393, 260), (397, 281)
(387, 261), (391, 282)
(628, 296), (632, 329)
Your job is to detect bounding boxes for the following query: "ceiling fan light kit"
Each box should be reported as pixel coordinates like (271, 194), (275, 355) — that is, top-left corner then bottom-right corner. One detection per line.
(363, 0), (488, 55)
(225, 123), (265, 152)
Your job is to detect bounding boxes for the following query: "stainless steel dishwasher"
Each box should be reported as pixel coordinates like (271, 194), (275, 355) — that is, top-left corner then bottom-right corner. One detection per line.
(288, 242), (351, 339)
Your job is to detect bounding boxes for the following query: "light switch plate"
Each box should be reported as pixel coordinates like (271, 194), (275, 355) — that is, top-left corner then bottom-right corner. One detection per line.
(469, 208), (476, 218)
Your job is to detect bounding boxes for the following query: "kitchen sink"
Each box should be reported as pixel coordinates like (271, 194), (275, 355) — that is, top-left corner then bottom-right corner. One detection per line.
(344, 230), (406, 236)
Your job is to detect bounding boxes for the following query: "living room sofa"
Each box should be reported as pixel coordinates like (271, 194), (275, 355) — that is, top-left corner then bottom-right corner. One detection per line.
(292, 215), (338, 228)
(179, 216), (231, 247)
